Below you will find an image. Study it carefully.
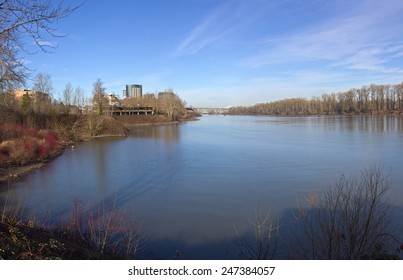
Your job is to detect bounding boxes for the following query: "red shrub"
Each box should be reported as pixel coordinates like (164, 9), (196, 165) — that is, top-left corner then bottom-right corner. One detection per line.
(42, 130), (59, 150)
(0, 151), (7, 164)
(37, 130), (59, 158)
(37, 144), (51, 158)
(0, 145), (10, 156)
(0, 123), (60, 164)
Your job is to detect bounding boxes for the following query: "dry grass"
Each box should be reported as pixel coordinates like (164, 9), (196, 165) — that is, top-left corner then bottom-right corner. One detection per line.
(0, 123), (60, 166)
(0, 193), (142, 259)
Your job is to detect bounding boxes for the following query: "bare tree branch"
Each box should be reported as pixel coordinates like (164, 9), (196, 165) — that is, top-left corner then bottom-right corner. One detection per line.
(0, 0), (81, 92)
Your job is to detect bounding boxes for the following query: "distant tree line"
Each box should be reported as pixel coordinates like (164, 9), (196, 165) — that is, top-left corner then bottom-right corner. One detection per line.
(228, 82), (403, 116)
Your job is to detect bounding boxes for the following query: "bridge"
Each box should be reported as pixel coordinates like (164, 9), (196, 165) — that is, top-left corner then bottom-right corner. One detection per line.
(110, 106), (154, 116)
(194, 107), (230, 114)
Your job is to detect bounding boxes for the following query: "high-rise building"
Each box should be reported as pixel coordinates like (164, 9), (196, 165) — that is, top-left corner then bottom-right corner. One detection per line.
(124, 84), (142, 98)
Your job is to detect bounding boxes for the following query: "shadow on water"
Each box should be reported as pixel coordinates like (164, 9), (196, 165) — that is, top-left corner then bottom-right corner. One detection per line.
(136, 203), (403, 260)
(1, 181), (402, 260)
(141, 237), (240, 260)
(276, 204), (403, 260)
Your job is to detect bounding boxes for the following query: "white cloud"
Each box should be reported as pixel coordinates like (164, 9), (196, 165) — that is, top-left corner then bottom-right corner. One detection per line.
(37, 40), (58, 48)
(175, 2), (236, 55)
(329, 47), (403, 73)
(18, 58), (32, 65)
(241, 0), (403, 74)
(175, 0), (272, 55)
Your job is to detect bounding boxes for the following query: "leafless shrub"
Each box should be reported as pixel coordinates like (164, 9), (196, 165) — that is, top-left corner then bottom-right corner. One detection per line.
(69, 199), (142, 259)
(84, 114), (104, 136)
(234, 207), (279, 259)
(293, 163), (399, 259)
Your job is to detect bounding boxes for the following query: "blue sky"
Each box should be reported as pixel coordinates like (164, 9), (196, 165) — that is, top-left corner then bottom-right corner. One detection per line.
(26, 0), (403, 107)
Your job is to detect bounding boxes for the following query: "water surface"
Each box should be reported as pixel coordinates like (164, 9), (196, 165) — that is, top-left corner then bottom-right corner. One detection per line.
(1, 115), (402, 259)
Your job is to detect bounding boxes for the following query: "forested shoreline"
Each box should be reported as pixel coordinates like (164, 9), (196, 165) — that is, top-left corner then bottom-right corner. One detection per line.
(228, 82), (403, 116)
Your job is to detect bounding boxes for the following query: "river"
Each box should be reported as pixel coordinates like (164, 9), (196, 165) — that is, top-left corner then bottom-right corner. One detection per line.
(1, 115), (403, 259)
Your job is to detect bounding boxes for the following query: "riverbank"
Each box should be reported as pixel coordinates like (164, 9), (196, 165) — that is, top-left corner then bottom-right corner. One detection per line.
(0, 145), (64, 184)
(0, 114), (198, 184)
(114, 114), (199, 125)
(0, 216), (111, 259)
(0, 208), (139, 260)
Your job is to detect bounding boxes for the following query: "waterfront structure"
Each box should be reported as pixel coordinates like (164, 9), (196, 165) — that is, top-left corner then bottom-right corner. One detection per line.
(91, 93), (153, 116)
(92, 93), (121, 116)
(13, 89), (50, 103)
(124, 84), (142, 99)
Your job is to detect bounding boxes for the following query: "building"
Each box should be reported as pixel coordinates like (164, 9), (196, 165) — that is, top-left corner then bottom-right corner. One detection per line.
(124, 84), (142, 99)
(92, 93), (121, 116)
(13, 89), (51, 103)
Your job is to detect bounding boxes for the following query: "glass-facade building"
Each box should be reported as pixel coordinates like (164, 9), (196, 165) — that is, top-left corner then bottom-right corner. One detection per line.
(125, 84), (142, 98)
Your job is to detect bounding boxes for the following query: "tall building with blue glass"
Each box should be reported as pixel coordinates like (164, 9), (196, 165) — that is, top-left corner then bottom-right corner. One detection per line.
(124, 84), (142, 98)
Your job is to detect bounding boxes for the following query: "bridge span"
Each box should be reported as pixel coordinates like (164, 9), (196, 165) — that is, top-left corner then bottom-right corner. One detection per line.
(194, 107), (230, 114)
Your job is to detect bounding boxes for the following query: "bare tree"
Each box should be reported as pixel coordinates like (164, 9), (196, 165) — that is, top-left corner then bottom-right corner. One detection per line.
(31, 72), (53, 113)
(92, 78), (106, 96)
(74, 85), (85, 108)
(63, 82), (73, 113)
(228, 81), (403, 116)
(92, 78), (106, 115)
(293, 164), (397, 259)
(0, 38), (26, 92)
(32, 72), (53, 95)
(158, 89), (186, 121)
(0, 0), (80, 92)
(234, 207), (279, 260)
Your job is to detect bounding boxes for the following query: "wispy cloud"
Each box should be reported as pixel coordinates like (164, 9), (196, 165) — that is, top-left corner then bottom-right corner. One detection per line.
(37, 40), (58, 48)
(18, 58), (32, 65)
(175, 0), (271, 55)
(175, 2), (235, 55)
(330, 47), (403, 73)
(241, 0), (403, 74)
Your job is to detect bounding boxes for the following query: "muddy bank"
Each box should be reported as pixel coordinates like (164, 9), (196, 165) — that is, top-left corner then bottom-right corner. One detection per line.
(0, 147), (65, 184)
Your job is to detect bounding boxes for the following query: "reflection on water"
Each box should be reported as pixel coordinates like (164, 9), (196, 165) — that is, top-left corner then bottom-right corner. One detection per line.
(1, 115), (403, 259)
(130, 124), (181, 141)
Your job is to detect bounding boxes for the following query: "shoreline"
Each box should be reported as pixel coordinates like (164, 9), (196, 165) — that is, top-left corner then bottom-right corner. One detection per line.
(0, 118), (195, 185)
(121, 120), (181, 128)
(226, 111), (403, 117)
(0, 147), (65, 185)
(0, 163), (45, 184)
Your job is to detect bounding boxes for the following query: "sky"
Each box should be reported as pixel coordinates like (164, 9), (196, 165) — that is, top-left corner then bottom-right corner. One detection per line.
(25, 0), (403, 108)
